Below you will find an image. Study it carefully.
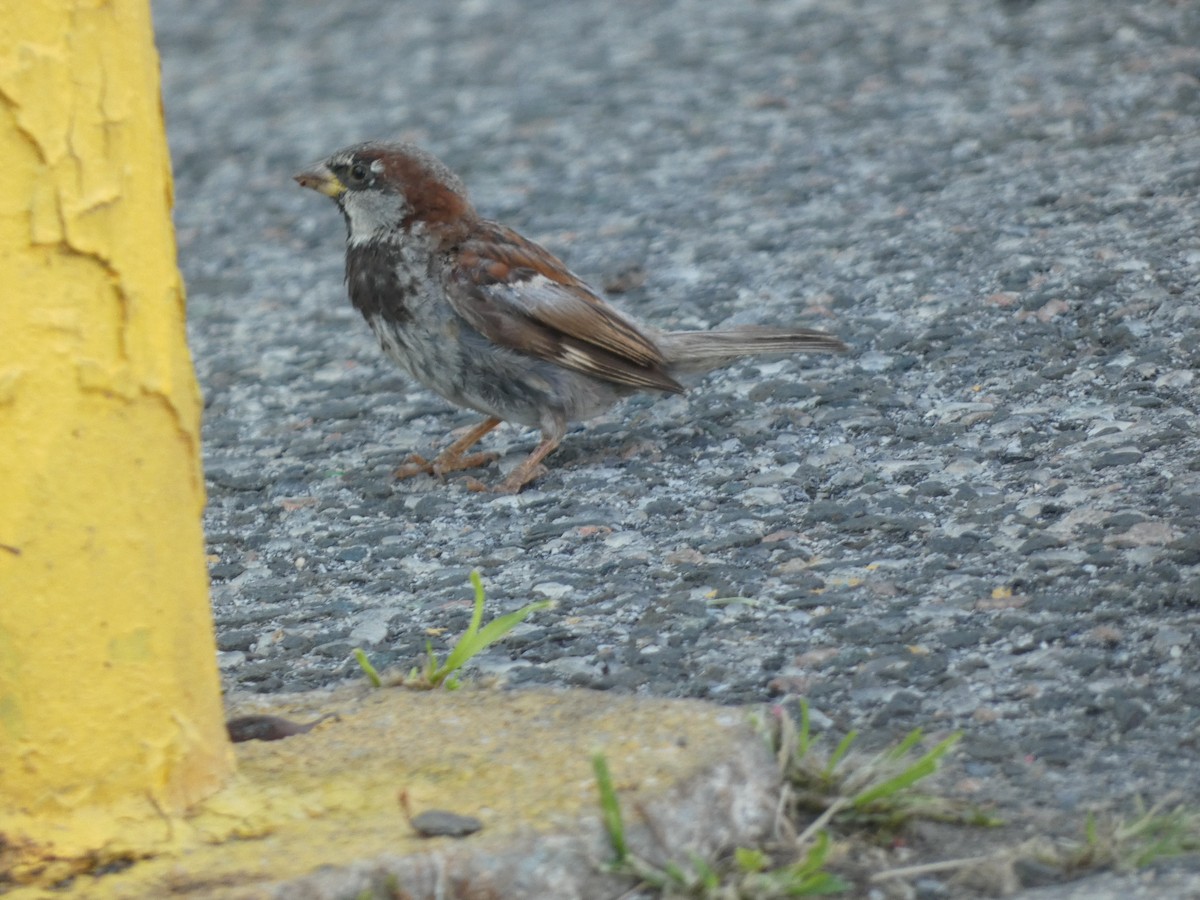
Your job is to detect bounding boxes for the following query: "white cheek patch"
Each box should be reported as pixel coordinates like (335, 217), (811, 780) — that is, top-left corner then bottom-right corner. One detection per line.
(370, 158), (385, 174)
(345, 190), (414, 245)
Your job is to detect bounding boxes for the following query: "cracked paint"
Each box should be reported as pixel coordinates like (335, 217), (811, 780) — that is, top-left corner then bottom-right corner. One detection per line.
(0, 0), (233, 877)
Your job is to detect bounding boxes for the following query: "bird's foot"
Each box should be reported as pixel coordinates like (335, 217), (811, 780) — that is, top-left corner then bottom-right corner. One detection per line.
(393, 417), (504, 482)
(435, 451), (499, 476)
(393, 450), (498, 481)
(393, 453), (435, 480)
(465, 462), (550, 495)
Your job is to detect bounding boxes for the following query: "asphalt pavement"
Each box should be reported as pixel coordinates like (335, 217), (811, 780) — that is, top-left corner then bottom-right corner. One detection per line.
(155, 0), (1200, 893)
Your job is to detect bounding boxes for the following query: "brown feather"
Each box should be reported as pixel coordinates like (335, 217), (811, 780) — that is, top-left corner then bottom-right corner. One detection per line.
(455, 224), (667, 366)
(659, 327), (848, 374)
(448, 224), (683, 392)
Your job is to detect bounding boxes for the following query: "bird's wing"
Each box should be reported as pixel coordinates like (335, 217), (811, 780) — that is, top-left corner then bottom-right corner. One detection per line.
(447, 222), (683, 393)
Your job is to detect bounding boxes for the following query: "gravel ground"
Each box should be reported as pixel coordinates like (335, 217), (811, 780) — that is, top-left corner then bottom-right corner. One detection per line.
(157, 0), (1199, 889)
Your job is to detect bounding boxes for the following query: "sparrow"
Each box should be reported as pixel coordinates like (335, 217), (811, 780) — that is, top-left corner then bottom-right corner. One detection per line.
(295, 142), (846, 493)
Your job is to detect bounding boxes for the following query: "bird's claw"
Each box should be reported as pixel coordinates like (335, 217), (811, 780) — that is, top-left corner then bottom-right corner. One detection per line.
(394, 450), (499, 482)
(392, 453), (435, 480)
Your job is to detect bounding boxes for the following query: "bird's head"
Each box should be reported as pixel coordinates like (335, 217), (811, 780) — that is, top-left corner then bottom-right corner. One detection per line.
(295, 142), (473, 246)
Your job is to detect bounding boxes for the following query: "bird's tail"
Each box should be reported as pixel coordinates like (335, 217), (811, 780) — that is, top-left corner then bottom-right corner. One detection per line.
(659, 326), (847, 374)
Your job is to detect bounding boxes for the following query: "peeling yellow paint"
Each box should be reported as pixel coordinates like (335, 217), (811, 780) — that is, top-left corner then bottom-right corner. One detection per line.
(76, 358), (141, 399)
(0, 0), (234, 877)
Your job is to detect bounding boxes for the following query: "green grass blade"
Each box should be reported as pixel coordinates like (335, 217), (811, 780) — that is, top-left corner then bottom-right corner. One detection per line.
(824, 730), (857, 776)
(735, 847), (767, 873)
(467, 569), (486, 634)
(770, 831), (851, 895)
(885, 728), (924, 760)
(422, 638), (439, 682)
(437, 572), (487, 675)
(798, 699), (812, 757)
(592, 752), (627, 864)
(852, 733), (961, 808)
(438, 572), (549, 677)
(352, 648), (382, 687)
(440, 600), (550, 675)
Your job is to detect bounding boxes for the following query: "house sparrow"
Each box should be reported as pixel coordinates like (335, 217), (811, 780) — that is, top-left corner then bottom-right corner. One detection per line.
(295, 142), (846, 493)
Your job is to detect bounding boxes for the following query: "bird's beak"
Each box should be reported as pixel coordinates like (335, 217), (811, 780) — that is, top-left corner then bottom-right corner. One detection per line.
(294, 162), (345, 199)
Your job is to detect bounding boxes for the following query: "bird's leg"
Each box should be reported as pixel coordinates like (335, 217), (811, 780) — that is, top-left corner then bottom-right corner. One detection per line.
(469, 434), (562, 494)
(393, 416), (502, 480)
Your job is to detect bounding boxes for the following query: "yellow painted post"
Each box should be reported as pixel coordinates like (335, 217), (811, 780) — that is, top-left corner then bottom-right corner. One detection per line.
(0, 0), (234, 878)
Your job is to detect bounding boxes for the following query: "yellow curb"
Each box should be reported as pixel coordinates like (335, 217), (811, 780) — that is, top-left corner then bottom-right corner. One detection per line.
(6, 686), (778, 899)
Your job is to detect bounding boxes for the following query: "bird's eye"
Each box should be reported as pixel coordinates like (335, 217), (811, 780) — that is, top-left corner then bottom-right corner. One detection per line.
(348, 162), (369, 184)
